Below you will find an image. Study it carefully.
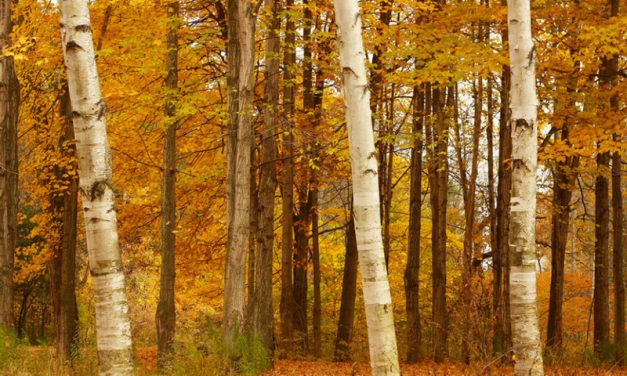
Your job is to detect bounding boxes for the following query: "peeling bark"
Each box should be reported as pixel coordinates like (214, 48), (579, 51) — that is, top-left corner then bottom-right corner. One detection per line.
(334, 1), (400, 373)
(507, 0), (544, 372)
(60, 1), (133, 374)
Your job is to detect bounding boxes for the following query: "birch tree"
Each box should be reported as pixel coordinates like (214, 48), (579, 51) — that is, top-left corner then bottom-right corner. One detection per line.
(0, 0), (19, 332)
(507, 0), (544, 373)
(333, 1), (400, 373)
(60, 1), (134, 374)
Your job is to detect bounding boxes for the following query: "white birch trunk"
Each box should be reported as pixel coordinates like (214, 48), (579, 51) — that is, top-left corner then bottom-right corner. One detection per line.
(333, 1), (400, 374)
(60, 1), (134, 374)
(507, 0), (544, 374)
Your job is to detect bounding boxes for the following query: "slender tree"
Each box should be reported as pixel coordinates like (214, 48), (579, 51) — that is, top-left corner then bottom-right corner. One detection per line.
(334, 0), (400, 373)
(60, 0), (134, 373)
(546, 125), (578, 350)
(280, 0), (296, 344)
(0, 0), (19, 332)
(156, 0), (179, 366)
(612, 140), (623, 365)
(223, 0), (255, 354)
(404, 85), (423, 363)
(251, 0), (280, 354)
(49, 88), (79, 364)
(493, 16), (513, 356)
(599, 0), (620, 359)
(334, 211), (358, 361)
(506, 0), (544, 372)
(429, 85), (448, 362)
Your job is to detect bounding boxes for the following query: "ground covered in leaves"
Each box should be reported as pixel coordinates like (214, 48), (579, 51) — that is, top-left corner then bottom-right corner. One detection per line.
(263, 360), (625, 375)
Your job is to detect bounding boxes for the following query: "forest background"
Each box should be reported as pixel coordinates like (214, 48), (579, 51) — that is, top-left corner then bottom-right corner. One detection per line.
(0, 0), (625, 374)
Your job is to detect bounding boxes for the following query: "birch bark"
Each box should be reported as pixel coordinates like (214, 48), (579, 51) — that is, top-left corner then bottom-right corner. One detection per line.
(333, 1), (400, 373)
(60, 1), (133, 374)
(507, 0), (544, 373)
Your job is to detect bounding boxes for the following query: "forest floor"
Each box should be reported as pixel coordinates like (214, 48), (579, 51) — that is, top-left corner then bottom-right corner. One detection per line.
(3, 344), (627, 375)
(134, 348), (627, 375)
(262, 360), (627, 375)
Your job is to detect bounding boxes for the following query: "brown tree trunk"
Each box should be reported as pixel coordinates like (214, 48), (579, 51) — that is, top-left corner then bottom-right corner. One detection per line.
(593, 149), (610, 354)
(405, 84), (424, 363)
(156, 1), (179, 366)
(458, 78), (482, 363)
(279, 0), (296, 345)
(0, 0), (19, 331)
(223, 0), (255, 354)
(612, 138), (623, 365)
(487, 77), (497, 280)
(333, 213), (358, 361)
(226, 0), (239, 259)
(593, 0), (617, 360)
(251, 0), (280, 354)
(293, 193), (311, 351)
(493, 60), (512, 357)
(606, 0), (622, 364)
(311, 56), (325, 359)
(429, 85), (448, 362)
(546, 126), (578, 351)
(49, 88), (79, 364)
(311, 191), (321, 357)
(247, 145), (258, 319)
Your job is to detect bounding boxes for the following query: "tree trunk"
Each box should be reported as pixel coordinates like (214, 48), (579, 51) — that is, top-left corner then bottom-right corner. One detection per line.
(605, 0), (621, 363)
(459, 78), (482, 363)
(60, 1), (134, 373)
(429, 86), (448, 362)
(546, 126), (577, 351)
(487, 77), (497, 287)
(226, 0), (239, 256)
(223, 0), (255, 355)
(334, 213), (358, 361)
(311, 57), (325, 359)
(156, 0), (179, 366)
(612, 139), (623, 365)
(49, 87), (79, 365)
(247, 146), (258, 320)
(311, 191), (321, 356)
(0, 0), (19, 331)
(334, 2), (400, 373)
(593, 150), (610, 354)
(293, 194), (310, 350)
(404, 85), (423, 363)
(252, 0), (279, 354)
(493, 54), (512, 358)
(279, 0), (296, 344)
(506, 0), (544, 372)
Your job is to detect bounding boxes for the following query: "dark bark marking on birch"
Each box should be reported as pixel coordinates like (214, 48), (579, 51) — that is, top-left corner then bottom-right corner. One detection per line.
(527, 46), (535, 67)
(90, 180), (110, 200)
(75, 24), (91, 33)
(91, 260), (123, 276)
(97, 99), (107, 120)
(515, 118), (532, 130)
(65, 40), (83, 51)
(512, 159), (531, 172)
(342, 67), (358, 79)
